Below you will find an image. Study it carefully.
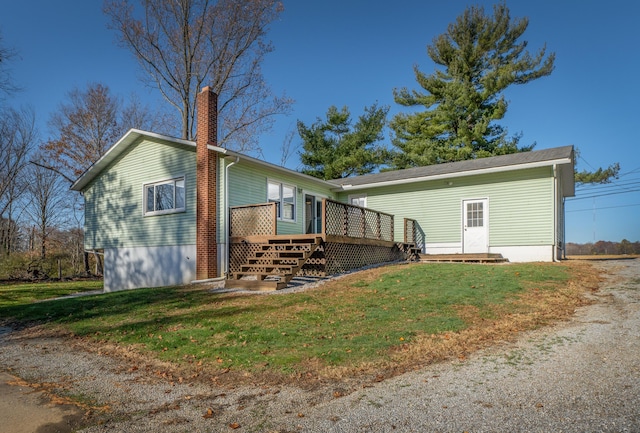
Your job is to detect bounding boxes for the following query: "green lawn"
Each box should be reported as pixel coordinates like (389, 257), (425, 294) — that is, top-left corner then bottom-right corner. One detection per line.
(0, 280), (103, 307)
(0, 263), (576, 377)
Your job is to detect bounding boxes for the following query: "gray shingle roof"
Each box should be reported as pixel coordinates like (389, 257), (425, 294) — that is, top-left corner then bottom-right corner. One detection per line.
(329, 145), (574, 187)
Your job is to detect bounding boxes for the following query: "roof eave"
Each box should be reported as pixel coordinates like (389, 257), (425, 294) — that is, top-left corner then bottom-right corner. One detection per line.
(335, 157), (573, 191)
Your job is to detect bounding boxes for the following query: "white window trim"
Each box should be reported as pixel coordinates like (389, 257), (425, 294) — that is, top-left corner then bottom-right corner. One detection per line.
(267, 179), (297, 222)
(348, 193), (367, 208)
(143, 175), (187, 216)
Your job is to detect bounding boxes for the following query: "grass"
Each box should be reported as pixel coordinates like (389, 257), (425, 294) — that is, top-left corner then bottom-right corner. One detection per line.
(0, 262), (598, 383)
(0, 280), (103, 307)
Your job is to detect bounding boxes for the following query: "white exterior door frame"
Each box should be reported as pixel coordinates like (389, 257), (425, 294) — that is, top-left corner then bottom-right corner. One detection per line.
(462, 198), (489, 253)
(303, 191), (327, 234)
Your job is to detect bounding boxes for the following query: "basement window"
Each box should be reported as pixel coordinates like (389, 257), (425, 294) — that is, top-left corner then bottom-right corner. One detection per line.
(144, 177), (186, 216)
(268, 180), (296, 222)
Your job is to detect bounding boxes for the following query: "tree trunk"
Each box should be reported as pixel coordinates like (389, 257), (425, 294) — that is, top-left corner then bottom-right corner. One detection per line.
(83, 251), (90, 276)
(94, 251), (103, 276)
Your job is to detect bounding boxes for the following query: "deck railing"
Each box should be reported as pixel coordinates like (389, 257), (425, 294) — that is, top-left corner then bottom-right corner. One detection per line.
(323, 198), (394, 242)
(404, 218), (417, 244)
(403, 217), (426, 252)
(229, 199), (396, 243)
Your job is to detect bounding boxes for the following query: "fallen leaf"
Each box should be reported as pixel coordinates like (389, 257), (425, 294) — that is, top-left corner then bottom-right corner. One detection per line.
(203, 408), (215, 419)
(297, 413), (305, 418)
(229, 422), (241, 429)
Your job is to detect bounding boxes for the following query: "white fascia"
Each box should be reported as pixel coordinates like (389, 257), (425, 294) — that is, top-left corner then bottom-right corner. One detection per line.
(336, 158), (572, 191)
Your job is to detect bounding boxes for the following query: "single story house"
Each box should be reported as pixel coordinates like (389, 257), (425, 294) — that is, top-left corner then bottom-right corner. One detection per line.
(71, 87), (575, 292)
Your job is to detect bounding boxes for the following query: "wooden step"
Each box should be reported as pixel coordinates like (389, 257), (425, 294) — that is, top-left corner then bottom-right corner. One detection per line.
(419, 253), (508, 263)
(224, 279), (286, 291)
(267, 236), (321, 245)
(254, 251), (306, 259)
(241, 263), (294, 272)
(233, 271), (288, 280)
(247, 258), (302, 266)
(226, 236), (323, 291)
(260, 244), (313, 251)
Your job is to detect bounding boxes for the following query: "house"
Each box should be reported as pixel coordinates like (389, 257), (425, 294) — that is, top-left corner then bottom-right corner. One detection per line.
(71, 87), (575, 292)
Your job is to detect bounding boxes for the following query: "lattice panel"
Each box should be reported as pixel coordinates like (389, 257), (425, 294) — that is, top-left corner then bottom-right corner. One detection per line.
(230, 203), (276, 237)
(324, 200), (346, 237)
(378, 213), (393, 242)
(323, 242), (405, 275)
(299, 246), (327, 277)
(231, 240), (409, 281)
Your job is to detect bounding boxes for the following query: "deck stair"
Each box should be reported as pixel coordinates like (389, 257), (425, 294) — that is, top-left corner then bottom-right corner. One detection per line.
(406, 244), (422, 261)
(226, 236), (323, 291)
(419, 253), (508, 263)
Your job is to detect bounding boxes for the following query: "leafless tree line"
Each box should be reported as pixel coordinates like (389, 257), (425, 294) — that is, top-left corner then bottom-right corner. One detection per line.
(566, 240), (640, 256)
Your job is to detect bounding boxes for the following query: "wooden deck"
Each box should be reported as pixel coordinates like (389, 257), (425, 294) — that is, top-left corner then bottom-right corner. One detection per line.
(419, 253), (508, 263)
(226, 200), (422, 291)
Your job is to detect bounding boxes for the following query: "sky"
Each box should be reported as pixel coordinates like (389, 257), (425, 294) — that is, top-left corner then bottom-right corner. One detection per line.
(1, 0), (639, 243)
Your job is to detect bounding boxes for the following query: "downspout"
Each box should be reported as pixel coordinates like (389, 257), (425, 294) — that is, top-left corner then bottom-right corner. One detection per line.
(224, 156), (240, 277)
(553, 164), (558, 261)
(562, 197), (567, 259)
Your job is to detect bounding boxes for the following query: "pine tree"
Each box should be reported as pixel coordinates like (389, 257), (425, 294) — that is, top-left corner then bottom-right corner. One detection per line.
(298, 104), (390, 180)
(390, 2), (554, 168)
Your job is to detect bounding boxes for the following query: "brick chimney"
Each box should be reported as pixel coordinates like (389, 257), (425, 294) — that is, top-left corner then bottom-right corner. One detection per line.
(196, 87), (218, 280)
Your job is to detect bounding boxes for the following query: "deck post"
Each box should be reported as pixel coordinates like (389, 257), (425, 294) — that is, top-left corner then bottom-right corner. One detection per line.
(321, 199), (327, 236)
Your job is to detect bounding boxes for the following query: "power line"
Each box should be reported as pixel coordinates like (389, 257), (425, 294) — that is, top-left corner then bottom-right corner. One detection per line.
(576, 178), (640, 189)
(568, 188), (640, 201)
(567, 202), (640, 213)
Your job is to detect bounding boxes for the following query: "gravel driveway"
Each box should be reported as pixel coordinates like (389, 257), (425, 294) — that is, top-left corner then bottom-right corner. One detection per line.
(1, 259), (639, 432)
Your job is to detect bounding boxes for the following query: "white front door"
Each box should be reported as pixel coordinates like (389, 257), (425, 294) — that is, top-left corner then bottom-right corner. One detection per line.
(463, 199), (488, 253)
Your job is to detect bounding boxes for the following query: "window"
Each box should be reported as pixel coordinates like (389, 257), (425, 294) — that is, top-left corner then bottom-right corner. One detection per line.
(466, 201), (484, 227)
(268, 180), (296, 221)
(144, 177), (185, 215)
(348, 194), (367, 207)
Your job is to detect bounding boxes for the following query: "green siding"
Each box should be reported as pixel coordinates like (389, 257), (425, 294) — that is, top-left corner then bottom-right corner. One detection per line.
(84, 138), (197, 249)
(226, 159), (336, 235)
(337, 167), (555, 246)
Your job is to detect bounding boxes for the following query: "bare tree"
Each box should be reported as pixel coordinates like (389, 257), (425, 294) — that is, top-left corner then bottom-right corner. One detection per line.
(104, 0), (292, 152)
(24, 161), (69, 259)
(41, 82), (172, 180)
(0, 106), (36, 217)
(278, 128), (295, 167)
(0, 31), (19, 100)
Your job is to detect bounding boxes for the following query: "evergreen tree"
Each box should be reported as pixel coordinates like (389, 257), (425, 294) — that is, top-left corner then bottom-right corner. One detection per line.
(298, 104), (390, 180)
(390, 2), (554, 168)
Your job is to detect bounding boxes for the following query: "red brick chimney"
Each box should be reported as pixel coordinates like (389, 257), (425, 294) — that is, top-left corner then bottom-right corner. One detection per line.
(196, 87), (218, 280)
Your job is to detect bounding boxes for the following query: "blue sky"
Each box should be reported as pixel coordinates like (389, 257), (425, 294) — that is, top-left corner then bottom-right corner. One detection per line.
(1, 1), (638, 243)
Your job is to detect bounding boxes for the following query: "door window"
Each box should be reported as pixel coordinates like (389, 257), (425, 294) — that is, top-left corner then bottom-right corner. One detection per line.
(466, 202), (484, 227)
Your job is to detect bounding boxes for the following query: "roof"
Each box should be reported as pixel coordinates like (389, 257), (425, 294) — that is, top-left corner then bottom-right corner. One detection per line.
(330, 146), (575, 195)
(70, 129), (336, 191)
(71, 129), (574, 197)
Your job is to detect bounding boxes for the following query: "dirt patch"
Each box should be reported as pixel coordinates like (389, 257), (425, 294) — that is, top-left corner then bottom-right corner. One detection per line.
(0, 372), (88, 433)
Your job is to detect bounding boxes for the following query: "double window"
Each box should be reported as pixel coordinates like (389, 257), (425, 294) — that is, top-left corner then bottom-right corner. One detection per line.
(268, 180), (295, 221)
(144, 177), (185, 216)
